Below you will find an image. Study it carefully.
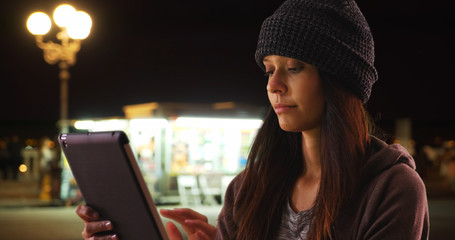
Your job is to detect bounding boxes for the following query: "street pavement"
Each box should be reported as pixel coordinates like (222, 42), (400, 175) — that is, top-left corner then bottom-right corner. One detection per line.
(1, 177), (455, 240)
(0, 206), (83, 240)
(0, 178), (221, 240)
(0, 205), (223, 240)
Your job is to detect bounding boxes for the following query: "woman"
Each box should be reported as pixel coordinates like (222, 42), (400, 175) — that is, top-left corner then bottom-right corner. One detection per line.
(76, 0), (429, 239)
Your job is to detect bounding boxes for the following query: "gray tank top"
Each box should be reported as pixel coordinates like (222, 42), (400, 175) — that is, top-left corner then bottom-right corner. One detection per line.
(276, 202), (312, 240)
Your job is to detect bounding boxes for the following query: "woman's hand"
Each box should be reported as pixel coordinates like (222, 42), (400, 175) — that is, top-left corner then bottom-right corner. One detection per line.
(75, 205), (118, 240)
(160, 208), (216, 240)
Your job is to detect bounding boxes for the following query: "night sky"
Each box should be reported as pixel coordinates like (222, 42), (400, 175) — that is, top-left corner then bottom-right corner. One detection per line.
(0, 0), (454, 140)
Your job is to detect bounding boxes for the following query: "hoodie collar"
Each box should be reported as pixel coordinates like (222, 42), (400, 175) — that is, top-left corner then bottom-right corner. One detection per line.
(360, 136), (416, 183)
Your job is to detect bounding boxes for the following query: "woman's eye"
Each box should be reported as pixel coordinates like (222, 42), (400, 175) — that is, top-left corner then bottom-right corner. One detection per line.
(288, 67), (303, 73)
(264, 71), (274, 78)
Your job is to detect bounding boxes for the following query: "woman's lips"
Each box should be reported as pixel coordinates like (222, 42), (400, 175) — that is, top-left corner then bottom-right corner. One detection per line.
(274, 104), (297, 114)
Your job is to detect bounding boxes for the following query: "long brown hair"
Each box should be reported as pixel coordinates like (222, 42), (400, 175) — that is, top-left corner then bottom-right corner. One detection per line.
(232, 72), (371, 240)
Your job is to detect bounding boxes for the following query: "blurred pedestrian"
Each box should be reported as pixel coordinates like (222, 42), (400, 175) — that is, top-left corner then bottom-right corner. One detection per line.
(446, 157), (455, 191)
(38, 136), (57, 196)
(439, 145), (455, 191)
(0, 138), (9, 180)
(414, 142), (432, 179)
(75, 0), (429, 239)
(38, 137), (56, 183)
(7, 134), (23, 181)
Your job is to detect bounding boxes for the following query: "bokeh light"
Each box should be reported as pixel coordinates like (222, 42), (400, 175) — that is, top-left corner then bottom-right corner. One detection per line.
(26, 12), (51, 35)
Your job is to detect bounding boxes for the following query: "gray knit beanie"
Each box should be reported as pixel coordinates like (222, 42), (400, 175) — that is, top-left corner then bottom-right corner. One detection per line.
(255, 0), (378, 102)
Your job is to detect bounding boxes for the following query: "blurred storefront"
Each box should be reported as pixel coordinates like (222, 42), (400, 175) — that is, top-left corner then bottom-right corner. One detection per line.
(59, 102), (266, 205)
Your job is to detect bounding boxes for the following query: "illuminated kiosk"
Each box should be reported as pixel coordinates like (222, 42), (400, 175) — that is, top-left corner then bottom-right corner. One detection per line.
(72, 102), (266, 205)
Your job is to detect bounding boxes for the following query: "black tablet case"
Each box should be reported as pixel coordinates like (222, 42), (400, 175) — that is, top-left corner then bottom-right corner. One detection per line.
(59, 131), (168, 240)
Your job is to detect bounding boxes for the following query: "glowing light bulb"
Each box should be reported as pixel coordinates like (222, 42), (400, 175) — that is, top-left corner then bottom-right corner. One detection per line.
(27, 12), (51, 35)
(53, 4), (76, 27)
(19, 164), (28, 173)
(67, 11), (92, 39)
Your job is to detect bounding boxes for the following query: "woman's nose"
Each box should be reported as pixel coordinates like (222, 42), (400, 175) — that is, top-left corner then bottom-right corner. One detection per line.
(267, 72), (287, 94)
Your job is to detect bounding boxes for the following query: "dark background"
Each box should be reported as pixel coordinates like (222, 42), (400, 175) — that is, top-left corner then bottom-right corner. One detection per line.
(0, 0), (454, 143)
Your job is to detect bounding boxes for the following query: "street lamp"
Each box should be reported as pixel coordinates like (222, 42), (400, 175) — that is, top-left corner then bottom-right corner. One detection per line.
(27, 4), (92, 134)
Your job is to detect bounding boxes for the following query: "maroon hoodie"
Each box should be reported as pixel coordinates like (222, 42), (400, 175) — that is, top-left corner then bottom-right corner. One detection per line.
(216, 136), (429, 239)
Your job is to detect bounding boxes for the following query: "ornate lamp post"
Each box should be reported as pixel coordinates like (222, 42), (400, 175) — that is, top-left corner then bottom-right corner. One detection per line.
(27, 4), (92, 201)
(27, 4), (92, 134)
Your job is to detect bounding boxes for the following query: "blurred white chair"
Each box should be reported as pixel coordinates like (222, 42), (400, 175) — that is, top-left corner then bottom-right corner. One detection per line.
(198, 174), (221, 205)
(177, 175), (201, 206)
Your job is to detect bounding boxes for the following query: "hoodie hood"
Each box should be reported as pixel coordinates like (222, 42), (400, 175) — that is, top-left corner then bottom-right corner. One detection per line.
(361, 136), (416, 183)
(333, 136), (428, 239)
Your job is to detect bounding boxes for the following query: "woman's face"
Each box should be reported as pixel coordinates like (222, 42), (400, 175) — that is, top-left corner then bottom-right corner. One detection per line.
(264, 55), (325, 132)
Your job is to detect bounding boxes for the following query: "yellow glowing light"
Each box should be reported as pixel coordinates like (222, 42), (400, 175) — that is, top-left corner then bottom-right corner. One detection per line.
(27, 12), (51, 35)
(19, 164), (28, 173)
(103, 119), (128, 131)
(74, 119), (127, 131)
(74, 120), (95, 130)
(53, 4), (76, 27)
(67, 11), (92, 39)
(130, 119), (169, 130)
(175, 117), (263, 129)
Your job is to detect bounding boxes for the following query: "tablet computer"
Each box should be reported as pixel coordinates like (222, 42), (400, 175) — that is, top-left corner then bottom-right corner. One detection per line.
(59, 131), (169, 240)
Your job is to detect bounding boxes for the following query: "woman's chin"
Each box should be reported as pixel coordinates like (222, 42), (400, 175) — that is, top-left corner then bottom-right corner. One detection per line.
(278, 123), (302, 133)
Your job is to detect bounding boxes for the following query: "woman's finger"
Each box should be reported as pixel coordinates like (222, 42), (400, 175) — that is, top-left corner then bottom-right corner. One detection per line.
(185, 219), (216, 239)
(160, 208), (208, 224)
(166, 221), (184, 240)
(161, 208), (216, 239)
(82, 221), (114, 239)
(85, 234), (118, 240)
(76, 205), (100, 222)
(173, 208), (208, 222)
(193, 230), (212, 240)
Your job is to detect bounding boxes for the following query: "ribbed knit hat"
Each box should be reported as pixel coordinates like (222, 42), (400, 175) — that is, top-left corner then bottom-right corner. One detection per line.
(255, 0), (378, 102)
